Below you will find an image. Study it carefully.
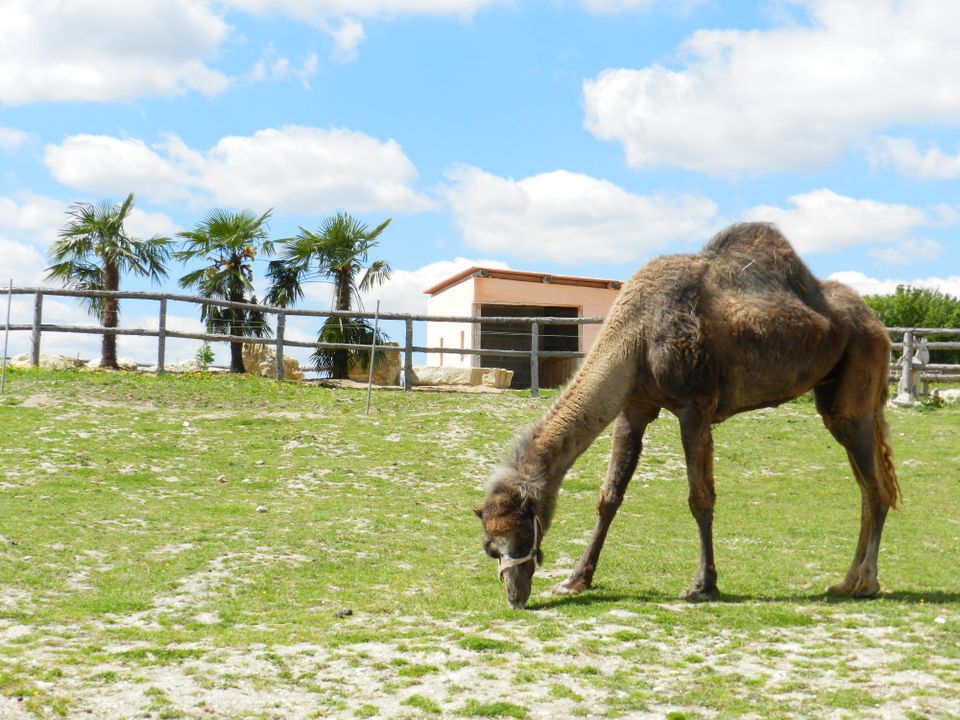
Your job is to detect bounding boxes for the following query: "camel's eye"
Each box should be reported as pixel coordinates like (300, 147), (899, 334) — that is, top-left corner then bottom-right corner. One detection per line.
(483, 540), (501, 559)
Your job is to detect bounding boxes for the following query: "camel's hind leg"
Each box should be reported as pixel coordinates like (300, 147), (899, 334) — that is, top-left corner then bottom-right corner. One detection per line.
(815, 367), (899, 598)
(678, 403), (719, 601)
(555, 401), (660, 595)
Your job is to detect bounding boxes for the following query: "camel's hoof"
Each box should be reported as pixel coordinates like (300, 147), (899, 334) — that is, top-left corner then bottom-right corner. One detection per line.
(827, 579), (879, 598)
(681, 586), (718, 603)
(554, 578), (589, 596)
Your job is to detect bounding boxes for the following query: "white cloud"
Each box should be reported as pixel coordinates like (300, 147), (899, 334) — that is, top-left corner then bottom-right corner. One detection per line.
(44, 127), (434, 215)
(0, 238), (47, 286)
(45, 136), (195, 203)
(0, 194), (65, 246)
(579, 0), (705, 14)
(584, 0), (960, 174)
(0, 0), (230, 105)
(0, 127), (29, 153)
(0, 193), (179, 291)
(870, 136), (960, 180)
(357, 257), (510, 315)
(249, 45), (319, 87)
(222, 0), (506, 60)
(830, 271), (960, 300)
(221, 0), (503, 19)
(330, 18), (366, 62)
(743, 189), (935, 256)
(443, 166), (718, 264)
(868, 239), (942, 266)
(126, 209), (182, 241)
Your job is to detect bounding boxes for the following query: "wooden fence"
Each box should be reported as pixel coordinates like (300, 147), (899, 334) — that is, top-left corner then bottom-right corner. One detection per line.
(888, 327), (960, 398)
(4, 287), (960, 398)
(2, 287), (603, 397)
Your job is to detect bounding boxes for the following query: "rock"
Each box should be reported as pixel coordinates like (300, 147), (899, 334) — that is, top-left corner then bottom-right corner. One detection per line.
(479, 367), (514, 388)
(8, 353), (85, 370)
(144, 359), (228, 373)
(411, 365), (513, 389)
(242, 343), (304, 381)
(85, 357), (139, 370)
(255, 505), (267, 513)
(347, 343), (401, 386)
(889, 392), (919, 408)
(940, 389), (960, 405)
(153, 358), (201, 373)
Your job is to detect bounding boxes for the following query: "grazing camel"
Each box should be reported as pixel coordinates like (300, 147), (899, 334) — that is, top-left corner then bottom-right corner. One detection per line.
(476, 223), (898, 609)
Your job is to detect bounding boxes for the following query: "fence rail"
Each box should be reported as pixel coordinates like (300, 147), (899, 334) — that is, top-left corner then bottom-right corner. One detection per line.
(4, 287), (960, 398)
(2, 286), (604, 397)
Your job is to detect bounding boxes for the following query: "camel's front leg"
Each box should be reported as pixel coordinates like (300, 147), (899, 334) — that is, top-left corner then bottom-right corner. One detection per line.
(556, 403), (659, 595)
(678, 405), (718, 601)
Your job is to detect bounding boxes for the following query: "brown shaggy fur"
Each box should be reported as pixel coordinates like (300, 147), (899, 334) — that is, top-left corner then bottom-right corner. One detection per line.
(478, 223), (898, 605)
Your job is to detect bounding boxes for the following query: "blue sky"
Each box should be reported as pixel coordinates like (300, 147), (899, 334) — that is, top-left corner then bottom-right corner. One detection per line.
(2, 0), (959, 363)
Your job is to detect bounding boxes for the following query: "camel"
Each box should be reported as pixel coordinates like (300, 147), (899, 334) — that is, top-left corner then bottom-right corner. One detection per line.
(476, 223), (899, 609)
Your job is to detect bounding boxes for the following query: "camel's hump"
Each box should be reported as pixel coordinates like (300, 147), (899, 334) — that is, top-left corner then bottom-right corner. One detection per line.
(698, 222), (822, 300)
(701, 222), (794, 259)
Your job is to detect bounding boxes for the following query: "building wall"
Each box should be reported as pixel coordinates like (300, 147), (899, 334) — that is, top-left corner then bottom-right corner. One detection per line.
(473, 277), (619, 353)
(425, 278), (476, 368)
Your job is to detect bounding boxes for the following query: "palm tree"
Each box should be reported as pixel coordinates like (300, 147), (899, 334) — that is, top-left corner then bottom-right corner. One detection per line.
(175, 209), (275, 373)
(266, 212), (391, 378)
(46, 193), (170, 369)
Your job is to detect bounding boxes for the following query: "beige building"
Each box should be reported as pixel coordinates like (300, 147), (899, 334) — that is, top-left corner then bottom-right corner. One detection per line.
(424, 267), (622, 388)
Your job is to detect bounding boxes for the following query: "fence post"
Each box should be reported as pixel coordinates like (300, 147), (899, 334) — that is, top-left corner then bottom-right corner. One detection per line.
(31, 291), (43, 367)
(157, 297), (167, 374)
(275, 312), (285, 381)
(1, 280), (11, 393)
(898, 329), (915, 399)
(403, 318), (414, 391)
(530, 319), (540, 398)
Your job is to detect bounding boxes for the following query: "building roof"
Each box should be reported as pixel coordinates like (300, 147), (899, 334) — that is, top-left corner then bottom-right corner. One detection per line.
(424, 267), (622, 295)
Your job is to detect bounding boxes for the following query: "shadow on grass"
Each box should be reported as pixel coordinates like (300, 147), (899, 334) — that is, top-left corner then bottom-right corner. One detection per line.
(527, 586), (960, 610)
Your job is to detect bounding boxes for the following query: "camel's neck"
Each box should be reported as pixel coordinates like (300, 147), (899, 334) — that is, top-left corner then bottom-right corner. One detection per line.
(515, 322), (641, 524)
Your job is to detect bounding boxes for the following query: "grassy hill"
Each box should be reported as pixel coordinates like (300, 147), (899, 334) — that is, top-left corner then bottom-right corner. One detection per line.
(1, 370), (958, 719)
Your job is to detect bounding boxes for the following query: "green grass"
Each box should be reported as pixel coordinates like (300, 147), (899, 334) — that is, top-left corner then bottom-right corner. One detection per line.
(1, 369), (959, 719)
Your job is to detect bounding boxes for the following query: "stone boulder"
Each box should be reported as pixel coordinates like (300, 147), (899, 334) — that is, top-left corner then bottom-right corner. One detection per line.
(8, 353), (85, 370)
(243, 343), (304, 381)
(347, 343), (401, 386)
(411, 365), (513, 389)
(85, 357), (139, 370)
(939, 389), (960, 405)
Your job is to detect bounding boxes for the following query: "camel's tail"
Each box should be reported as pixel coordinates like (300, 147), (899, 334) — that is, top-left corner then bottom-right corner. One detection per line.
(875, 385), (901, 509)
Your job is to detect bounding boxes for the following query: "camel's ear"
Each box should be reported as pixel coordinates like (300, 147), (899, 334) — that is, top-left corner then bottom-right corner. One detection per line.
(473, 506), (484, 520)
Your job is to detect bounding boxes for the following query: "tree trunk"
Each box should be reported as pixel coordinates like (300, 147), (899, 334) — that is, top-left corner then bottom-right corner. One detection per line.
(230, 336), (245, 373)
(228, 282), (245, 373)
(331, 271), (353, 378)
(101, 261), (120, 369)
(335, 271), (352, 312)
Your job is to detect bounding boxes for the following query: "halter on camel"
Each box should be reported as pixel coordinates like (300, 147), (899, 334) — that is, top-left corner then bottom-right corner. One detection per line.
(497, 515), (543, 581)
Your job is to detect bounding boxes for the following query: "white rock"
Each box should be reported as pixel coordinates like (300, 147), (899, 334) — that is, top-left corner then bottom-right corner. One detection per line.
(8, 353), (85, 370)
(85, 357), (139, 370)
(242, 343), (304, 381)
(940, 389), (960, 405)
(411, 365), (513, 388)
(347, 343), (402, 386)
(163, 358), (201, 373)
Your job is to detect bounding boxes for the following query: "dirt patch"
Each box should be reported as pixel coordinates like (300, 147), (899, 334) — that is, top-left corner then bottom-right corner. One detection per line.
(8, 605), (960, 719)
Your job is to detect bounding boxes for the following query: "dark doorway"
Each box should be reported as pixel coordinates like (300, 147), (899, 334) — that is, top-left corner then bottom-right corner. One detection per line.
(478, 305), (579, 389)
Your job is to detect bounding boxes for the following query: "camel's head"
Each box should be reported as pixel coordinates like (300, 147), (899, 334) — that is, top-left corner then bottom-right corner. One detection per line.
(475, 485), (543, 610)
